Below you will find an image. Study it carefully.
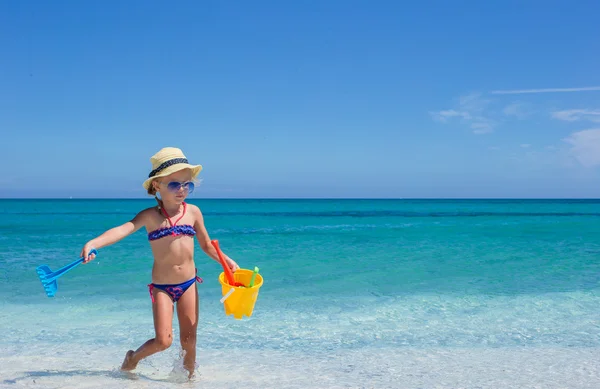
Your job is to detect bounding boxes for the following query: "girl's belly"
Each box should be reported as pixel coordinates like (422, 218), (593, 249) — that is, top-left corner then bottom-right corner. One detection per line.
(149, 237), (196, 284)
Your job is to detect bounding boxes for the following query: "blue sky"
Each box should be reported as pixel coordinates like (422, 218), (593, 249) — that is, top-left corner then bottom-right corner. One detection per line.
(1, 0), (600, 198)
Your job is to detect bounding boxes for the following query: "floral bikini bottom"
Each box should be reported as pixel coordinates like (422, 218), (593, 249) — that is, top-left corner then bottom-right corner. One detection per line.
(147, 270), (203, 303)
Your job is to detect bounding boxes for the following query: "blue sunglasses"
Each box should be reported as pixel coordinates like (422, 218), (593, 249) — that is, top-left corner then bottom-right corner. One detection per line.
(165, 181), (195, 194)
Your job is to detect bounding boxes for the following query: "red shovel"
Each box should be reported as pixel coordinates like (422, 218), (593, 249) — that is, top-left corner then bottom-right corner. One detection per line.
(211, 240), (244, 287)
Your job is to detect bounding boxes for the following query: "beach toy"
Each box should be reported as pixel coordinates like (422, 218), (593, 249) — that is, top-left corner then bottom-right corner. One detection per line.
(248, 266), (259, 287)
(210, 240), (263, 319)
(218, 267), (263, 319)
(211, 240), (243, 287)
(35, 249), (98, 297)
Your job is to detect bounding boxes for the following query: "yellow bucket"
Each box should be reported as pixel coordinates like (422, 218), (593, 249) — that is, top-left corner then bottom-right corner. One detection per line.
(218, 269), (263, 319)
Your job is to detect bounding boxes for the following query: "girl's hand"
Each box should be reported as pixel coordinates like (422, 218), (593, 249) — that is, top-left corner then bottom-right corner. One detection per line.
(80, 243), (97, 264)
(226, 257), (240, 272)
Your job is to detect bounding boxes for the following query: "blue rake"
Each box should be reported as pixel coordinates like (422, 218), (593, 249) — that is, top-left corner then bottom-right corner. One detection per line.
(36, 249), (98, 297)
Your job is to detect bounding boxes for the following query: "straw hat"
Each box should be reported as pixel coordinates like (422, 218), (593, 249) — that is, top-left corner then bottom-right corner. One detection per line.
(142, 147), (202, 190)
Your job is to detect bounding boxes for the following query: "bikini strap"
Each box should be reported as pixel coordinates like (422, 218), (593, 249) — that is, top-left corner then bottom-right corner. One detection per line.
(159, 202), (187, 228)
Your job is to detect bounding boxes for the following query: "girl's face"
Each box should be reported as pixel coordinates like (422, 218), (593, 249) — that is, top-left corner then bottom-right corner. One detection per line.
(154, 169), (195, 203)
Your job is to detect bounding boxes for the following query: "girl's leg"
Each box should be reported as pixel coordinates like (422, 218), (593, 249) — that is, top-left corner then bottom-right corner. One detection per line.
(121, 289), (174, 371)
(176, 282), (199, 376)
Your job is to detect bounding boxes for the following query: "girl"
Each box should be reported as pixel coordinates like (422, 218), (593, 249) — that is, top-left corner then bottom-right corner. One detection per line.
(79, 147), (239, 378)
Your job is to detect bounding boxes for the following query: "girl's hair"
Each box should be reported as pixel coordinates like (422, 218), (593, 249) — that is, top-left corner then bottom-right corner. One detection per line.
(147, 179), (158, 196)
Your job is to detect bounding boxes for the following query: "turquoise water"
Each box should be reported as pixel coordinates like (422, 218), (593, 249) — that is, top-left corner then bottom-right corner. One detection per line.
(1, 199), (600, 388)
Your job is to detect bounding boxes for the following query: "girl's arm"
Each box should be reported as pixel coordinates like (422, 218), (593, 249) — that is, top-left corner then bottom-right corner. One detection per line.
(192, 205), (240, 271)
(80, 209), (149, 263)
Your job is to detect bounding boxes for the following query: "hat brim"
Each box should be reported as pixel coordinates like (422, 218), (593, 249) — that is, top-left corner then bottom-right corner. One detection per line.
(143, 163), (202, 190)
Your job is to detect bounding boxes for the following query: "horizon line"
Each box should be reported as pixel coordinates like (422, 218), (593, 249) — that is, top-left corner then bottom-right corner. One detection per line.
(1, 197), (600, 201)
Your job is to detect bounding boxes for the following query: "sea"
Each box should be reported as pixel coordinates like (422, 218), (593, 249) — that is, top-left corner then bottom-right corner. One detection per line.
(0, 198), (599, 388)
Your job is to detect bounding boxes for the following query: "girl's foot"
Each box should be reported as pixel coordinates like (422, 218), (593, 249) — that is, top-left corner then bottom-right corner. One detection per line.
(121, 350), (137, 371)
(186, 367), (196, 380)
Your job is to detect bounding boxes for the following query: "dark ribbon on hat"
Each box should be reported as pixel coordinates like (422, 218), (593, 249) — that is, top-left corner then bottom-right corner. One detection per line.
(148, 158), (189, 178)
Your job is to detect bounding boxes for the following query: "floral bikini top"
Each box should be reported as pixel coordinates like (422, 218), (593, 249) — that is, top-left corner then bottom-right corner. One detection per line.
(147, 201), (196, 241)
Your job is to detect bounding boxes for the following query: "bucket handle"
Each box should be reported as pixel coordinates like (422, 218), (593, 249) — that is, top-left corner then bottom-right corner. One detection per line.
(220, 287), (235, 303)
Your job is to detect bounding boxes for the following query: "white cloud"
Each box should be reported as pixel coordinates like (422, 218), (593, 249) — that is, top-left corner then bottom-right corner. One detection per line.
(459, 92), (491, 112)
(520, 144), (531, 148)
(503, 102), (530, 119)
(551, 109), (600, 123)
(471, 122), (494, 134)
(430, 92), (495, 134)
(430, 109), (471, 122)
(562, 129), (600, 168)
(491, 86), (600, 95)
